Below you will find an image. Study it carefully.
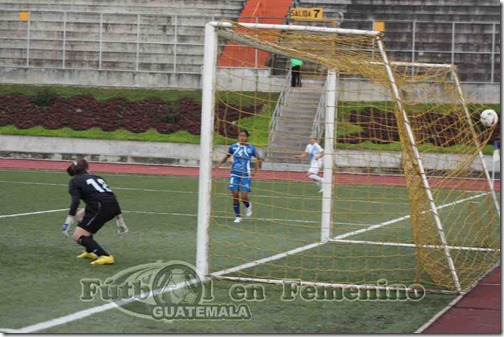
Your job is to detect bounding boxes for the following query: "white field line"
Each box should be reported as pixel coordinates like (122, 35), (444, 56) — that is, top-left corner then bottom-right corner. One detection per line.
(0, 168), (201, 180)
(0, 207), (370, 228)
(214, 276), (422, 291)
(14, 277), (197, 334)
(10, 192), (491, 332)
(9, 239), (327, 333)
(331, 239), (500, 252)
(413, 262), (501, 333)
(124, 210), (372, 227)
(0, 180), (195, 194)
(0, 328), (18, 333)
(13, 303), (119, 333)
(0, 208), (67, 219)
(211, 241), (326, 277)
(333, 192), (489, 240)
(413, 293), (466, 333)
(212, 192), (491, 276)
(1, 179), (483, 204)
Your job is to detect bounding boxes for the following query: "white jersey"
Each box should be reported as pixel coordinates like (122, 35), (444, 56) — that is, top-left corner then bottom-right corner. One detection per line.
(305, 143), (324, 167)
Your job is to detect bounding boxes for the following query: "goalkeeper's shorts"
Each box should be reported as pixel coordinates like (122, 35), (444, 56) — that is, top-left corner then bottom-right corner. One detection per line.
(78, 199), (121, 234)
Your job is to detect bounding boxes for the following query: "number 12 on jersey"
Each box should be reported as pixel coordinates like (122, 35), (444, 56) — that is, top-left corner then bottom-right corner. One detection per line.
(86, 178), (112, 192)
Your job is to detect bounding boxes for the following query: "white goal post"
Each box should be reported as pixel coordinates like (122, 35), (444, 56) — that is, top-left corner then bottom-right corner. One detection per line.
(196, 22), (500, 294)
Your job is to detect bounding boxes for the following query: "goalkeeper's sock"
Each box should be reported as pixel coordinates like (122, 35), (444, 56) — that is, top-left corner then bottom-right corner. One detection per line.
(242, 201), (250, 208)
(78, 236), (109, 257)
(233, 203), (240, 217)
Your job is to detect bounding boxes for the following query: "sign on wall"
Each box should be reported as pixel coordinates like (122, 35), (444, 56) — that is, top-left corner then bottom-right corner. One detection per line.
(290, 8), (323, 20)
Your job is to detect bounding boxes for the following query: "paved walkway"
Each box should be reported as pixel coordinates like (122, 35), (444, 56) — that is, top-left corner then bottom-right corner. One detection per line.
(421, 267), (501, 334)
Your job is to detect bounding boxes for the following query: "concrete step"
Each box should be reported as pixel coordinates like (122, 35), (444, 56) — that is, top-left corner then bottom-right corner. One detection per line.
(0, 2), (243, 12)
(348, 0), (494, 5)
(0, 42), (205, 58)
(269, 144), (307, 151)
(272, 130), (314, 138)
(270, 140), (313, 148)
(0, 0), (244, 5)
(0, 23), (204, 37)
(260, 161), (306, 171)
(274, 118), (316, 126)
(275, 126), (316, 134)
(278, 109), (318, 118)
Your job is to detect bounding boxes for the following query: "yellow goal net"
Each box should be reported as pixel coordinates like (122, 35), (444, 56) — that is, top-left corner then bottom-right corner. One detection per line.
(197, 21), (500, 294)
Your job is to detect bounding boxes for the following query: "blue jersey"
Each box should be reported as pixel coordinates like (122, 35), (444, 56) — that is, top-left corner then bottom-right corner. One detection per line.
(228, 143), (258, 177)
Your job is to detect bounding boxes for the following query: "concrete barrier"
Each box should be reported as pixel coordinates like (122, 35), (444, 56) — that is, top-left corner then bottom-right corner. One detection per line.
(0, 134), (214, 166)
(0, 135), (499, 177)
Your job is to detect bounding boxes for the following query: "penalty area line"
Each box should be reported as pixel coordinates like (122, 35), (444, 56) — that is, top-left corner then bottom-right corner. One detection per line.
(123, 210), (373, 227)
(0, 208), (67, 219)
(0, 328), (18, 333)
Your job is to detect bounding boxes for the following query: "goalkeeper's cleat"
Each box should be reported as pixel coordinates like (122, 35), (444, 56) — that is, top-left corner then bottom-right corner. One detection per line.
(77, 251), (98, 260)
(318, 188), (324, 193)
(245, 203), (253, 217)
(90, 255), (115, 265)
(234, 217), (242, 223)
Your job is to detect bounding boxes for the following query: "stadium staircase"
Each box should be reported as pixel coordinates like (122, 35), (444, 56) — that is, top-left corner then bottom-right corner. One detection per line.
(265, 77), (325, 167)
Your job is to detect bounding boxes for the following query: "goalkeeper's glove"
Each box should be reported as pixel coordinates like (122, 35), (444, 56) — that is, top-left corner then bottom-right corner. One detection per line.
(62, 215), (74, 238)
(116, 215), (129, 238)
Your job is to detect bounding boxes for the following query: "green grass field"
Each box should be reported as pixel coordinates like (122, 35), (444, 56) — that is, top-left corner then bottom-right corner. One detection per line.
(1, 168), (499, 333)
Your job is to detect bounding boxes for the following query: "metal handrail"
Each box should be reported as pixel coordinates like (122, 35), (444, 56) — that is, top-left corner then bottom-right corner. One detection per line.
(267, 68), (291, 158)
(310, 74), (328, 142)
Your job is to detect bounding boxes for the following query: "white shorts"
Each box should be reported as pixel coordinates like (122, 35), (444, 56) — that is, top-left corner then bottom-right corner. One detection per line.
(308, 162), (321, 175)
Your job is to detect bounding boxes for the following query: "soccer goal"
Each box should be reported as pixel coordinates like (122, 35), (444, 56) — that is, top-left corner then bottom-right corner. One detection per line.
(196, 21), (500, 294)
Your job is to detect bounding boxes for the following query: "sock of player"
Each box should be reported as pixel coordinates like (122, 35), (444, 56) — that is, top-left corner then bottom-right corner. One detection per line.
(242, 201), (250, 208)
(78, 236), (109, 256)
(233, 203), (241, 217)
(308, 174), (322, 187)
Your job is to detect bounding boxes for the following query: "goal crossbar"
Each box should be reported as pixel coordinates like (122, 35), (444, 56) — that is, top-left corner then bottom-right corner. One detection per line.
(209, 21), (382, 37)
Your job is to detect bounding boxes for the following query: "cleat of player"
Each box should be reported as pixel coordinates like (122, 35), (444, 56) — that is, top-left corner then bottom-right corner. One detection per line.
(234, 217), (242, 223)
(77, 251), (98, 260)
(90, 255), (115, 265)
(318, 188), (324, 193)
(245, 203), (253, 217)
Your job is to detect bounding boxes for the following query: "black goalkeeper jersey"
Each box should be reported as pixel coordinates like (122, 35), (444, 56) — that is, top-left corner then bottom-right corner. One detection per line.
(68, 173), (117, 216)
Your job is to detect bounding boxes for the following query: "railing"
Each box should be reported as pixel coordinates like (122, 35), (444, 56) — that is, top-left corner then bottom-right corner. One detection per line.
(341, 19), (501, 83)
(0, 10), (220, 74)
(267, 68), (291, 157)
(0, 9), (500, 83)
(310, 74), (328, 142)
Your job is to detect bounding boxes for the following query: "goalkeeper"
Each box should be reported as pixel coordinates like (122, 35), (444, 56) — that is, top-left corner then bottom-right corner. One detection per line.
(62, 159), (128, 265)
(294, 137), (325, 192)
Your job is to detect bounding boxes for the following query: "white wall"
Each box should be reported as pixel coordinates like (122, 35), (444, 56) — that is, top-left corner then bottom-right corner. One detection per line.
(0, 135), (499, 174)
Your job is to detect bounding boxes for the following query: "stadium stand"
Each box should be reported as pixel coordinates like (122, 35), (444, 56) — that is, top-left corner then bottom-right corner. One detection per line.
(339, 0), (501, 82)
(0, 0), (246, 87)
(0, 0), (500, 86)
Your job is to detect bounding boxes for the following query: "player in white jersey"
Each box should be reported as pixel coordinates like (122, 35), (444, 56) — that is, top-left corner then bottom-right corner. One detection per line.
(294, 137), (325, 192)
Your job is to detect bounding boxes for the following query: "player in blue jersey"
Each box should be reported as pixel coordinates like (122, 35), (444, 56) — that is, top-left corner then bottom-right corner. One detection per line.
(213, 129), (262, 223)
(295, 137), (325, 192)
